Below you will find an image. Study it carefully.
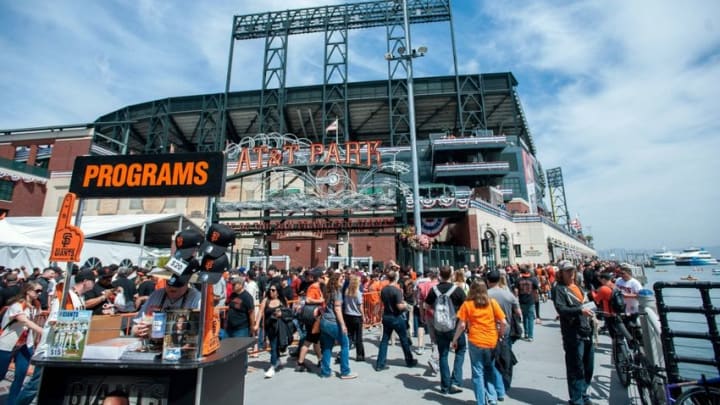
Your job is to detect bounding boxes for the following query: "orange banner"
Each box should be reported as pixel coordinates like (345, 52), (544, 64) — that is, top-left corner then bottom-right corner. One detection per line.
(50, 193), (84, 262)
(201, 286), (220, 356)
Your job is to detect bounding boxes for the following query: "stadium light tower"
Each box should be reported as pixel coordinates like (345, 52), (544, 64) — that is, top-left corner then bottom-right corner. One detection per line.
(385, 0), (425, 274)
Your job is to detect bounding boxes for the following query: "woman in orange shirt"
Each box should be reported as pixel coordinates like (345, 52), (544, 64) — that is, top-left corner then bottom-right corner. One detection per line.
(451, 282), (506, 405)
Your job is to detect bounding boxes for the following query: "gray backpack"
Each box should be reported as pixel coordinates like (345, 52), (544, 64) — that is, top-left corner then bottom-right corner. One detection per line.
(432, 285), (458, 332)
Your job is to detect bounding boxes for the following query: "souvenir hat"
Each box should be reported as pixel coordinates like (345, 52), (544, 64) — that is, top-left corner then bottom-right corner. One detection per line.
(175, 228), (204, 260)
(203, 223), (235, 257)
(198, 253), (229, 284)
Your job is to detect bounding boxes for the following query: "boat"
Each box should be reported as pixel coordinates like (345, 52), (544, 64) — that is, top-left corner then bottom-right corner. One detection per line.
(680, 275), (698, 281)
(650, 251), (676, 266)
(674, 248), (719, 266)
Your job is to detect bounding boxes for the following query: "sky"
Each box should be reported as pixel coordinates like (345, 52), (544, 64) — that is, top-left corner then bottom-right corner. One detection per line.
(1, 0), (719, 251)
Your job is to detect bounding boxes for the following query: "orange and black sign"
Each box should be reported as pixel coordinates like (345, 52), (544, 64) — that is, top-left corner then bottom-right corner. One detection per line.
(69, 152), (225, 198)
(50, 193), (84, 262)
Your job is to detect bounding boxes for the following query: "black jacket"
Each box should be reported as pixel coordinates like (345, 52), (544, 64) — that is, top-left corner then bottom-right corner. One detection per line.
(552, 283), (592, 340)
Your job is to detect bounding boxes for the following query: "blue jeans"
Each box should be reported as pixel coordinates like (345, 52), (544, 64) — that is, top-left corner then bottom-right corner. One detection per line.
(227, 328), (250, 338)
(267, 333), (279, 368)
(319, 318), (351, 377)
(375, 314), (414, 369)
(435, 329), (466, 392)
(0, 345), (33, 404)
(520, 303), (535, 338)
(563, 335), (594, 405)
(468, 342), (498, 405)
(16, 366), (41, 405)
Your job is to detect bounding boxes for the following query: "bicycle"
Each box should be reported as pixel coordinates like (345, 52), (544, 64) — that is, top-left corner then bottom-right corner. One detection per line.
(601, 312), (664, 404)
(664, 374), (720, 405)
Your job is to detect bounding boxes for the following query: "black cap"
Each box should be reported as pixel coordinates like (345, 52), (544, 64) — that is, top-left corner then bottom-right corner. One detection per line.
(75, 269), (96, 283)
(175, 229), (204, 260)
(486, 270), (501, 283)
(97, 267), (114, 279)
(203, 223), (235, 256)
(200, 253), (229, 274)
(167, 274), (191, 287)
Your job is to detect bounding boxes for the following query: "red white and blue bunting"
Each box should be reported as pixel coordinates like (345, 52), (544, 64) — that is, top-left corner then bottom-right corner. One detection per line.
(405, 197), (470, 210)
(421, 218), (447, 237)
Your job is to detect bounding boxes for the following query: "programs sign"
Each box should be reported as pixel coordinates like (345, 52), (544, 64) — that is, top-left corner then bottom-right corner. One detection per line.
(69, 152), (225, 198)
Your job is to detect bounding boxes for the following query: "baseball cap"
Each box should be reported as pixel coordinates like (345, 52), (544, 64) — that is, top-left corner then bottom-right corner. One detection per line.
(174, 228), (204, 260)
(167, 274), (191, 287)
(198, 253), (229, 284)
(558, 260), (576, 272)
(486, 270), (501, 283)
(203, 223), (235, 256)
(97, 267), (114, 279)
(75, 268), (96, 283)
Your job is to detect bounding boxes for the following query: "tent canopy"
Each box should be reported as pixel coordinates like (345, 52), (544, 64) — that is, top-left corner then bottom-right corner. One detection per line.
(0, 219), (50, 269)
(6, 214), (202, 248)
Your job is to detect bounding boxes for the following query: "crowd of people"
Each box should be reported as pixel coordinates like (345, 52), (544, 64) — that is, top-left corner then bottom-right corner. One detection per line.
(0, 257), (645, 405)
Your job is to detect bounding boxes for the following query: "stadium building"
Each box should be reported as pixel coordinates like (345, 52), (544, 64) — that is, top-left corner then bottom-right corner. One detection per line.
(0, 0), (594, 270)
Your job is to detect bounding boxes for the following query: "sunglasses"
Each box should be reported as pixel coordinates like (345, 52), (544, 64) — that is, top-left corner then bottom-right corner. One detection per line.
(269, 288), (277, 292)
(33, 289), (43, 293)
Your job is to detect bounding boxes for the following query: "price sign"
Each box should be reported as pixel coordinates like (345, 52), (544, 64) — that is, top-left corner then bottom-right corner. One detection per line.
(165, 257), (188, 276)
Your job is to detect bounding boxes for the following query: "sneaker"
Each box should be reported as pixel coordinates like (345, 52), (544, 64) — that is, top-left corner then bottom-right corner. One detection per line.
(413, 347), (424, 356)
(527, 337), (534, 342)
(448, 386), (462, 394)
(407, 359), (418, 367)
(294, 364), (307, 372)
(264, 367), (275, 378)
(340, 373), (358, 380)
(374, 365), (389, 372)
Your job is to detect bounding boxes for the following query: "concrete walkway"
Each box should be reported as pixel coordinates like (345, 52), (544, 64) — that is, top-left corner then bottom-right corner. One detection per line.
(244, 300), (635, 405)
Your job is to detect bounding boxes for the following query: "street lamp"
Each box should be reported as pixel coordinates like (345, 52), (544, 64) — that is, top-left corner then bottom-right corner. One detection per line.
(385, 0), (425, 275)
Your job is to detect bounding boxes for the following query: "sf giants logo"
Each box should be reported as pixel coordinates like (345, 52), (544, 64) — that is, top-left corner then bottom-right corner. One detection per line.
(176, 235), (185, 248)
(62, 232), (73, 247)
(209, 231), (221, 243)
(204, 259), (215, 271)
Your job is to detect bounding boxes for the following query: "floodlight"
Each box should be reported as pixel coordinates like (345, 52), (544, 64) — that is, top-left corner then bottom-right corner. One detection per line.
(417, 46), (428, 55)
(384, 52), (394, 61)
(397, 46), (406, 55)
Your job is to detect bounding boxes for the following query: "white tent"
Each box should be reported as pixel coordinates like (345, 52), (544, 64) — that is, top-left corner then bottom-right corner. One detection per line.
(0, 219), (50, 269)
(6, 214), (200, 269)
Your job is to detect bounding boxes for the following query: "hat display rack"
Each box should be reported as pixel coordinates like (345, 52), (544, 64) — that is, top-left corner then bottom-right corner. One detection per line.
(167, 222), (234, 359)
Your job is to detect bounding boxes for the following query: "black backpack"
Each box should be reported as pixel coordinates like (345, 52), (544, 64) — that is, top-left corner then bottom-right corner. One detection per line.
(610, 288), (626, 314)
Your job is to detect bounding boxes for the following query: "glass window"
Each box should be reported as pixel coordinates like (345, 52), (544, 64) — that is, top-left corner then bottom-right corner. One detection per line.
(513, 244), (522, 258)
(0, 180), (14, 201)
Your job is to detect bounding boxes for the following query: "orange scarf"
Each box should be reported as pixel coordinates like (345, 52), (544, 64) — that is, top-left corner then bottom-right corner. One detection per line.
(568, 284), (584, 303)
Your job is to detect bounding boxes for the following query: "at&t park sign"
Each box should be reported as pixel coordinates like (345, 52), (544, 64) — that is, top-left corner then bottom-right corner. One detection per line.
(228, 139), (383, 173)
(230, 218), (396, 233)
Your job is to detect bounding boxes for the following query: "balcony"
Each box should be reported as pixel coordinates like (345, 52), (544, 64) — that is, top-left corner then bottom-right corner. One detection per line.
(433, 161), (510, 179)
(0, 157), (49, 179)
(431, 135), (508, 152)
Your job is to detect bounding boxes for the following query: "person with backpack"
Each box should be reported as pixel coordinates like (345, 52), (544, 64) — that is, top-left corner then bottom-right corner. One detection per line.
(514, 265), (540, 341)
(375, 270), (418, 372)
(424, 266), (467, 395)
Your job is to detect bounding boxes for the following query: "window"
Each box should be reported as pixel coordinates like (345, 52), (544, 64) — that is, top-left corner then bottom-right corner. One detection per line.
(0, 180), (14, 201)
(165, 198), (176, 209)
(514, 244), (522, 258)
(129, 199), (142, 209)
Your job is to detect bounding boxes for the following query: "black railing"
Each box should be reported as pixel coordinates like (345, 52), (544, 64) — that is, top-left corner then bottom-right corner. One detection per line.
(654, 281), (720, 383)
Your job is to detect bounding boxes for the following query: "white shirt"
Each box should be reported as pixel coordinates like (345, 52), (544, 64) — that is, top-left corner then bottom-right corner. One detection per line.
(616, 277), (643, 314)
(245, 280), (259, 306)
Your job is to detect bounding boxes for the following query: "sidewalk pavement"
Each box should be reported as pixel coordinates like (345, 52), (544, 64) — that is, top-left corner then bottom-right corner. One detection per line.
(244, 300), (635, 405)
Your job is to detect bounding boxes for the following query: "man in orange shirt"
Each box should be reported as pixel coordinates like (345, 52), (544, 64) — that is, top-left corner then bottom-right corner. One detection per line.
(295, 268), (323, 372)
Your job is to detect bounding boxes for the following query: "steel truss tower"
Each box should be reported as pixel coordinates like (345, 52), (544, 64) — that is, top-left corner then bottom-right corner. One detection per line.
(546, 167), (571, 232)
(222, 0), (460, 148)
